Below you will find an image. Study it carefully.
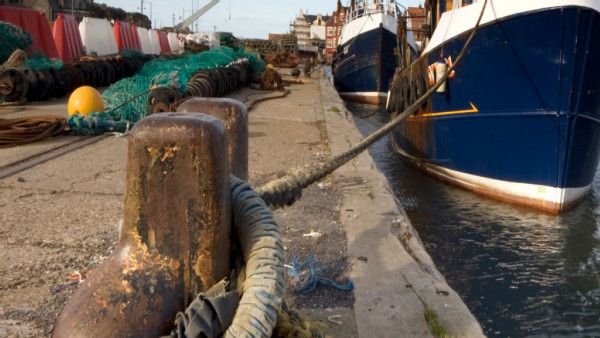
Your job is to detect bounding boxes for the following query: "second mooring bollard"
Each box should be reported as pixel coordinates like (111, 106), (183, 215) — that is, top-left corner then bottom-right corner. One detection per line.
(177, 97), (248, 180)
(54, 113), (232, 337)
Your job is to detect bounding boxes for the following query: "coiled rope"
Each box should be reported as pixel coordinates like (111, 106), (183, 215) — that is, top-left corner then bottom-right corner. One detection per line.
(257, 0), (488, 209)
(0, 115), (67, 148)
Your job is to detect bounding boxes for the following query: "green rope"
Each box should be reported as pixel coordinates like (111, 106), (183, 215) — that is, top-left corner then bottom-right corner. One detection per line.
(68, 112), (131, 136)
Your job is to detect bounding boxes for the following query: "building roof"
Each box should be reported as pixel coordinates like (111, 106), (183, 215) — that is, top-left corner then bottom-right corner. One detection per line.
(305, 14), (331, 25)
(406, 6), (425, 17)
(269, 33), (283, 42)
(325, 7), (348, 26)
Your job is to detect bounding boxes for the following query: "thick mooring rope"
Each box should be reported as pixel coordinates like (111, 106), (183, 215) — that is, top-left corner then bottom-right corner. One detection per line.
(225, 176), (284, 338)
(244, 89), (290, 111)
(163, 176), (284, 338)
(257, 0), (488, 209)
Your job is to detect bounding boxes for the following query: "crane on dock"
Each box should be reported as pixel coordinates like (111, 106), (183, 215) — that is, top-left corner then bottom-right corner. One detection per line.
(174, 0), (220, 31)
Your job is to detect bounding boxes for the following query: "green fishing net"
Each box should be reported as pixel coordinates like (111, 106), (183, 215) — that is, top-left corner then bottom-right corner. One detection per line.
(0, 21), (62, 69)
(0, 22), (33, 64)
(69, 46), (265, 135)
(27, 57), (63, 70)
(102, 46), (264, 122)
(118, 48), (147, 57)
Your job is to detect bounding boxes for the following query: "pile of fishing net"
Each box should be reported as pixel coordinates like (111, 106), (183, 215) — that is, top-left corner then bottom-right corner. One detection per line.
(0, 22), (33, 63)
(69, 47), (266, 135)
(0, 21), (63, 70)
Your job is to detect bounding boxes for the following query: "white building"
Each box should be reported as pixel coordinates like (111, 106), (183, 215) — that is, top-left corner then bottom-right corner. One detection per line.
(291, 10), (330, 54)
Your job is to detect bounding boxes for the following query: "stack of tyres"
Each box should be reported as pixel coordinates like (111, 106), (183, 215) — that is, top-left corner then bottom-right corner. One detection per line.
(0, 54), (154, 102)
(147, 59), (255, 115)
(184, 60), (254, 99)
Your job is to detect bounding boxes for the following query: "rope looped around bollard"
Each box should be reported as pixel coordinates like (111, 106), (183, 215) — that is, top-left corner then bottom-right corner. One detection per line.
(164, 176), (284, 338)
(225, 176), (285, 338)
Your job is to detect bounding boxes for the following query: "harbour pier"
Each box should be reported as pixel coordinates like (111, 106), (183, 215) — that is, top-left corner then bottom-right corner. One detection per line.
(0, 67), (483, 337)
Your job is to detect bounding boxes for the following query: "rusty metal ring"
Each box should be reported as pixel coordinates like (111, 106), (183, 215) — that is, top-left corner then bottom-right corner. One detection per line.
(0, 68), (28, 102)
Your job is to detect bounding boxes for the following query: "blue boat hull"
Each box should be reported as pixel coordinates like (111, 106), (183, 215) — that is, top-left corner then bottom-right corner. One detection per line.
(333, 26), (397, 104)
(389, 6), (600, 213)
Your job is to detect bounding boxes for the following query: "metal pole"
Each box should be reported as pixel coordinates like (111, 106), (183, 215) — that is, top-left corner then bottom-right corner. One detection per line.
(142, 2), (152, 28)
(140, 0), (144, 15)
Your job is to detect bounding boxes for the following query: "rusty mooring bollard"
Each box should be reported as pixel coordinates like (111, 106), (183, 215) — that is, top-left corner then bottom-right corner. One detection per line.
(176, 97), (248, 180)
(54, 113), (232, 337)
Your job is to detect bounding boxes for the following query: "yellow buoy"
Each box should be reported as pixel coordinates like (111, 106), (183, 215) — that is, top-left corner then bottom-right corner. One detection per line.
(67, 86), (104, 116)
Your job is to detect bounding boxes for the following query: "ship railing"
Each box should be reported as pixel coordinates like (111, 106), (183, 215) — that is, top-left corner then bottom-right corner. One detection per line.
(347, 2), (397, 22)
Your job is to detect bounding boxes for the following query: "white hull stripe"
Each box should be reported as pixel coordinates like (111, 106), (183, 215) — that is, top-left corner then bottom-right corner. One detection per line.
(339, 13), (398, 46)
(394, 147), (591, 207)
(338, 91), (388, 98)
(424, 0), (600, 54)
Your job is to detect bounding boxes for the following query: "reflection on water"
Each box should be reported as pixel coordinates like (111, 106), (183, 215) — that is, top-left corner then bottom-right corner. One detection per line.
(345, 102), (600, 337)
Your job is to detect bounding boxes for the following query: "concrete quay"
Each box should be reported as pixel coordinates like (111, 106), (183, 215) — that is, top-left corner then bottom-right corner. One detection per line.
(0, 68), (484, 337)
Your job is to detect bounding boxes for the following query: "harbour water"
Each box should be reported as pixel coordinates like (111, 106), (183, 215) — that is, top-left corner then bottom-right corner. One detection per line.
(346, 102), (600, 337)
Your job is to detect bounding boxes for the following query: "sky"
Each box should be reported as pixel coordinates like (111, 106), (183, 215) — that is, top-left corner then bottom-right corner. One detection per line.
(97, 0), (424, 39)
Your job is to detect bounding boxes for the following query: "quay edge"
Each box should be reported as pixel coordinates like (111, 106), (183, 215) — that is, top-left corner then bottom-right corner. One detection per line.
(319, 69), (484, 337)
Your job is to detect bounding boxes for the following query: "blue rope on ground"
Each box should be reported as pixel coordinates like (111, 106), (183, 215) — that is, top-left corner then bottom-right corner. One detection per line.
(287, 254), (354, 294)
